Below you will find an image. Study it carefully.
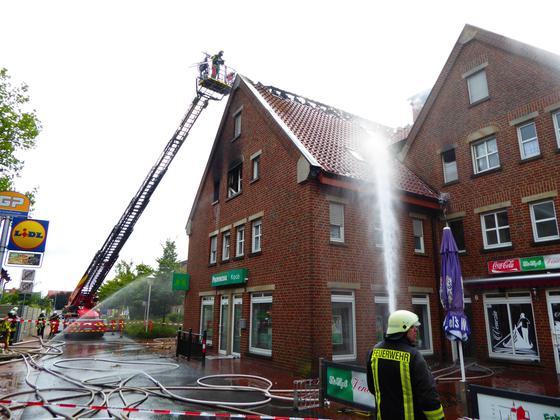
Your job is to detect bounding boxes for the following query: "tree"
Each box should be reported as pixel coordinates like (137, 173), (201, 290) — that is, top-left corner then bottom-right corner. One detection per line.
(150, 239), (182, 322)
(0, 68), (41, 192)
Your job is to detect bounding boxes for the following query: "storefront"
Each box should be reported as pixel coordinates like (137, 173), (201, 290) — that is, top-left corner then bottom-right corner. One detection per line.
(464, 253), (560, 372)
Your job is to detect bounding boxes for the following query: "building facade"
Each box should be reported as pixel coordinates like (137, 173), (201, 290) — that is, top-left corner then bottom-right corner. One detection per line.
(403, 25), (560, 372)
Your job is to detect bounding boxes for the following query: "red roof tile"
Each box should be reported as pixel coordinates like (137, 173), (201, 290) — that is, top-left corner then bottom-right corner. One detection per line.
(252, 83), (439, 200)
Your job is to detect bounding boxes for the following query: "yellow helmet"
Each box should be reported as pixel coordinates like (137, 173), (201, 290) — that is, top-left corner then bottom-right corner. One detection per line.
(386, 310), (420, 335)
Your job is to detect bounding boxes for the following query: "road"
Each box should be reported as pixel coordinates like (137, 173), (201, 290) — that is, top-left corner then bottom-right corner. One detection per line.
(0, 334), (321, 419)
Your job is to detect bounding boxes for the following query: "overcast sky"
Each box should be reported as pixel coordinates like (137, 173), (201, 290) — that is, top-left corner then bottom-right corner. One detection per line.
(2, 0), (560, 294)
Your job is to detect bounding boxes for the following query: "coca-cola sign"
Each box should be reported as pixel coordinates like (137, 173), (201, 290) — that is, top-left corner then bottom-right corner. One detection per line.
(487, 259), (521, 274)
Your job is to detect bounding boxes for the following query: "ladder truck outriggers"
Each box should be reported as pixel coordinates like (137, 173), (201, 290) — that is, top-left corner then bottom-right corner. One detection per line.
(61, 53), (235, 337)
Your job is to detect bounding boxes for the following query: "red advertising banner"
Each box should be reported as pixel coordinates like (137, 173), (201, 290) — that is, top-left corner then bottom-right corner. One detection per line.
(487, 258), (521, 274)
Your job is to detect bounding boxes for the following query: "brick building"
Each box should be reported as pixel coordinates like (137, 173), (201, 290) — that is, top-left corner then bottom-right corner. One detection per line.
(403, 25), (560, 372)
(183, 77), (444, 372)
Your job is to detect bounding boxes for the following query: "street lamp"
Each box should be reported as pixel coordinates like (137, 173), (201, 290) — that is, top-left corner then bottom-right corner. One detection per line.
(145, 275), (154, 334)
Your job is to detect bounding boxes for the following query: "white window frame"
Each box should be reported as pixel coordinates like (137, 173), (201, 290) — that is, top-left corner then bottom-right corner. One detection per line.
(331, 290), (357, 361)
(219, 295), (229, 354)
(412, 295), (434, 356)
(200, 296), (214, 345)
(249, 293), (272, 356)
(517, 121), (540, 160)
(251, 155), (260, 181)
(412, 218), (425, 253)
(227, 165), (242, 198)
(481, 210), (511, 249)
(251, 218), (262, 253)
(442, 148), (458, 183)
(234, 112), (242, 138)
(467, 70), (489, 104)
(483, 292), (539, 361)
(530, 200), (560, 242)
(236, 225), (245, 257)
(329, 202), (345, 243)
(553, 111), (560, 149)
(222, 231), (231, 261)
(209, 235), (217, 264)
(472, 137), (500, 174)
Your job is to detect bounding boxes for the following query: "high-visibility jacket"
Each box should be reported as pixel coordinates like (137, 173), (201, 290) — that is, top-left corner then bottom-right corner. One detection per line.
(366, 337), (445, 420)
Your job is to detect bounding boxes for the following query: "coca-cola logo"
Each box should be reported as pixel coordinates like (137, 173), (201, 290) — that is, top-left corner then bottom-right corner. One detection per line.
(488, 259), (520, 273)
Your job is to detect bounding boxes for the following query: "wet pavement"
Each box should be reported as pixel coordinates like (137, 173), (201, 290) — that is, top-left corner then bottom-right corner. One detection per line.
(1, 334), (559, 418)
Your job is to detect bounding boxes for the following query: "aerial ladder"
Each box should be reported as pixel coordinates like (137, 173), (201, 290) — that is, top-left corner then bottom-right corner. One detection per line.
(62, 53), (235, 336)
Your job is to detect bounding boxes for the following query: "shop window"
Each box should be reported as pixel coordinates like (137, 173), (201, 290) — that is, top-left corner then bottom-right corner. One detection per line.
(219, 296), (229, 354)
(553, 111), (560, 149)
(467, 70), (489, 104)
(412, 218), (424, 253)
(222, 231), (230, 261)
(209, 235), (217, 264)
(481, 209), (511, 249)
(530, 200), (560, 242)
(331, 290), (356, 360)
(250, 293), (272, 356)
(329, 202), (345, 243)
(517, 121), (540, 159)
(200, 296), (214, 345)
(374, 295), (389, 342)
(412, 295), (433, 355)
(251, 218), (262, 253)
(227, 164), (242, 198)
(442, 148), (458, 183)
(449, 219), (466, 252)
(484, 292), (539, 361)
(236, 225), (245, 257)
(472, 137), (500, 174)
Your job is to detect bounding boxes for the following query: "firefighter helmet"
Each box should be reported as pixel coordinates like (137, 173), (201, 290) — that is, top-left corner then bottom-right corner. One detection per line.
(386, 310), (420, 335)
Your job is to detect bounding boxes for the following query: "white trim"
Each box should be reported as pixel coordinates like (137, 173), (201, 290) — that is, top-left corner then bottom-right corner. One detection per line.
(200, 296), (214, 346)
(251, 218), (262, 253)
(235, 225), (245, 257)
(553, 111), (560, 149)
(529, 200), (560, 242)
(241, 75), (321, 168)
(222, 231), (231, 261)
(249, 293), (272, 356)
(231, 295), (243, 357)
(471, 136), (500, 174)
(480, 209), (511, 249)
(209, 235), (217, 264)
(329, 202), (345, 243)
(412, 294), (433, 356)
(516, 121), (540, 160)
(412, 218), (425, 253)
(219, 295), (229, 355)
(467, 69), (489, 104)
(331, 290), (357, 361)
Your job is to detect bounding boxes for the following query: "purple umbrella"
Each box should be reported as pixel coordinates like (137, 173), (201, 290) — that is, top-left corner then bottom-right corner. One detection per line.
(440, 226), (470, 381)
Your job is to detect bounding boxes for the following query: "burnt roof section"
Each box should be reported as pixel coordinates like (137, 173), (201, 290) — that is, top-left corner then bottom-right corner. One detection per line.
(252, 82), (439, 200)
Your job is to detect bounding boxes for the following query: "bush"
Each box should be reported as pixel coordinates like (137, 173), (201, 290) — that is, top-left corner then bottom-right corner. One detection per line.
(124, 322), (177, 339)
(167, 313), (182, 323)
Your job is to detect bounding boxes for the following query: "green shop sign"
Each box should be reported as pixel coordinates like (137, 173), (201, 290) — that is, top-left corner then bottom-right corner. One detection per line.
(520, 256), (546, 271)
(172, 272), (190, 291)
(322, 361), (376, 411)
(211, 268), (248, 287)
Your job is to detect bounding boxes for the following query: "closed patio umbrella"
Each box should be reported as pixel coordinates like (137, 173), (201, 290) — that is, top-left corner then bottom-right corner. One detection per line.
(440, 226), (470, 381)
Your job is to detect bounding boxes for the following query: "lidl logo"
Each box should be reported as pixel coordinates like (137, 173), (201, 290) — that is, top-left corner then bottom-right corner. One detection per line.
(8, 218), (49, 253)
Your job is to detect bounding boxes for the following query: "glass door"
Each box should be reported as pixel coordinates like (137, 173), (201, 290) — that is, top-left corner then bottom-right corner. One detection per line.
(547, 291), (560, 373)
(231, 295), (242, 356)
(219, 296), (229, 354)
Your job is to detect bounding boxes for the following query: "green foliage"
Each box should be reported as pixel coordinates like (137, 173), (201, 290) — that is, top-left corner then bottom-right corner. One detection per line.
(167, 312), (182, 323)
(0, 68), (41, 193)
(123, 322), (177, 339)
(0, 291), (52, 311)
(150, 240), (184, 322)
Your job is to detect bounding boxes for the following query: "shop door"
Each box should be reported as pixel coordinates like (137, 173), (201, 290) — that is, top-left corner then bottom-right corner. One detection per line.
(219, 296), (229, 355)
(546, 291), (560, 374)
(231, 296), (242, 357)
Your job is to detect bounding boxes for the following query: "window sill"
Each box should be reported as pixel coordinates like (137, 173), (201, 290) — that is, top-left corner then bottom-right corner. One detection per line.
(468, 96), (490, 108)
(226, 192), (242, 202)
(249, 251), (262, 258)
(220, 258), (231, 264)
(480, 245), (514, 254)
(531, 238), (560, 247)
(519, 154), (543, 164)
(212, 200), (219, 206)
(246, 351), (272, 360)
(208, 262), (217, 268)
(249, 177), (260, 184)
(233, 255), (245, 261)
(413, 251), (429, 257)
(231, 133), (241, 142)
(442, 179), (459, 187)
(329, 240), (347, 247)
(458, 250), (468, 256)
(488, 356), (541, 366)
(471, 166), (502, 179)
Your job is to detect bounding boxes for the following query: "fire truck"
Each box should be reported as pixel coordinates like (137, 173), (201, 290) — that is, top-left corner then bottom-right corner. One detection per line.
(62, 54), (235, 337)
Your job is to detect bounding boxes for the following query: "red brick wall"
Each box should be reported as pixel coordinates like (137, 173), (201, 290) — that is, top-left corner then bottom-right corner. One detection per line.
(404, 38), (560, 370)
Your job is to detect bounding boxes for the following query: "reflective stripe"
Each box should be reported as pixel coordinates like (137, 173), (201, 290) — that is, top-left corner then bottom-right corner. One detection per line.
(373, 348), (411, 363)
(423, 405), (444, 420)
(400, 359), (414, 420)
(371, 355), (382, 420)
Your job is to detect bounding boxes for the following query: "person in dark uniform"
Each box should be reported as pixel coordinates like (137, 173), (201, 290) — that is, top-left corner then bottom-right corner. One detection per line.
(366, 309), (445, 420)
(37, 311), (46, 338)
(211, 51), (224, 79)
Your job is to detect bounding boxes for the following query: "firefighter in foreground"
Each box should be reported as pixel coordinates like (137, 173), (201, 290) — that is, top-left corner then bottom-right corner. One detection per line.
(366, 310), (445, 420)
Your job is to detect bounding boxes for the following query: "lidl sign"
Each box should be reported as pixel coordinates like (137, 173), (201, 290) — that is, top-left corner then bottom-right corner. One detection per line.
(0, 191), (30, 218)
(211, 268), (248, 287)
(8, 218), (49, 253)
(172, 272), (190, 291)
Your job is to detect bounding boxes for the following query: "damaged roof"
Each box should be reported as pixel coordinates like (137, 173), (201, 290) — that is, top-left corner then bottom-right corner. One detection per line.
(246, 80), (439, 200)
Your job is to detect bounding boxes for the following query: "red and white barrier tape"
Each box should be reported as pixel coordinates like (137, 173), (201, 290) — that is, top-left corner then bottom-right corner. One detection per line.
(0, 398), (329, 419)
